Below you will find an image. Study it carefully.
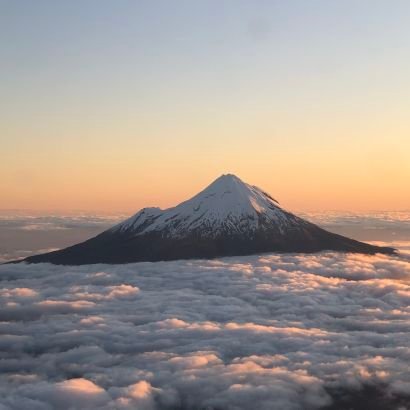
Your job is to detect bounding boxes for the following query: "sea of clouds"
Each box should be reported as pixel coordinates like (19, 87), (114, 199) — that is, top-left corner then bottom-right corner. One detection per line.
(0, 211), (125, 231)
(0, 212), (124, 263)
(1, 247), (410, 409)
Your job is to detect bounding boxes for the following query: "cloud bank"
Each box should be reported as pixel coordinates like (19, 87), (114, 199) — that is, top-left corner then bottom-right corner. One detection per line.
(1, 250), (410, 409)
(0, 213), (125, 263)
(0, 212), (124, 231)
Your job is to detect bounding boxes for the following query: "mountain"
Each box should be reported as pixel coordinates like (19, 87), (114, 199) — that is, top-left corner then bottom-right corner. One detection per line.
(18, 174), (394, 265)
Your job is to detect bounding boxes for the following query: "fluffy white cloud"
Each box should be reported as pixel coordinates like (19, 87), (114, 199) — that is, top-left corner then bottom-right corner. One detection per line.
(0, 248), (410, 409)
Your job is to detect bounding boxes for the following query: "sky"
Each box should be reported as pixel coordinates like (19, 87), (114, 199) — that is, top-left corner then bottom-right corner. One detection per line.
(1, 0), (409, 212)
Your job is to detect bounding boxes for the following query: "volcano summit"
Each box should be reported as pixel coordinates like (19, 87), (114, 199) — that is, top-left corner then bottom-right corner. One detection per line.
(19, 174), (394, 265)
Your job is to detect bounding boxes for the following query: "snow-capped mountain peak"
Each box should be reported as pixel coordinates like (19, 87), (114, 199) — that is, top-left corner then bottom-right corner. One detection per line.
(111, 174), (294, 237)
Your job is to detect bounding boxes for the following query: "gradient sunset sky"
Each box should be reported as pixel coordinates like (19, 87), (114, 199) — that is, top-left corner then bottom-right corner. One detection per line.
(1, 1), (409, 212)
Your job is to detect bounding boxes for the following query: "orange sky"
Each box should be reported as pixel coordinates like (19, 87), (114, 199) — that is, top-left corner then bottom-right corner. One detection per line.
(2, 135), (409, 212)
(1, 2), (409, 212)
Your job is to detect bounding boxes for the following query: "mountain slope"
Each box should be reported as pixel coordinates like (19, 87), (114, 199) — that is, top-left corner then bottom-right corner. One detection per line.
(19, 174), (395, 265)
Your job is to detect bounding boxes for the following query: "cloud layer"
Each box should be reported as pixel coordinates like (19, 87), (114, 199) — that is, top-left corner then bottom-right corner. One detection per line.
(0, 213), (124, 263)
(1, 249), (410, 409)
(0, 212), (124, 231)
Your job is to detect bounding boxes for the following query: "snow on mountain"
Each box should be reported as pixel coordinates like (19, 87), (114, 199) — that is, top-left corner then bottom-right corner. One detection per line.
(17, 174), (395, 265)
(110, 174), (299, 238)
